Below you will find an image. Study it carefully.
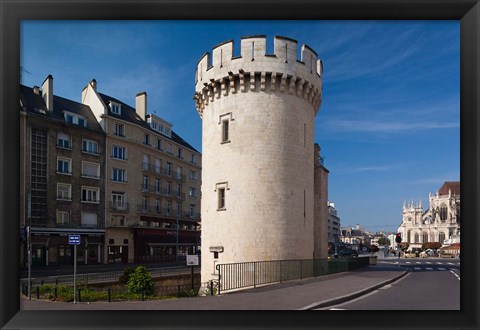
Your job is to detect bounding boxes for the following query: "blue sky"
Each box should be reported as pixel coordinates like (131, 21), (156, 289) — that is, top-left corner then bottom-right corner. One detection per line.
(20, 20), (460, 233)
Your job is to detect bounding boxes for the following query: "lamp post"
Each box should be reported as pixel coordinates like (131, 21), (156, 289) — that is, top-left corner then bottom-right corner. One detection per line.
(27, 193), (31, 300)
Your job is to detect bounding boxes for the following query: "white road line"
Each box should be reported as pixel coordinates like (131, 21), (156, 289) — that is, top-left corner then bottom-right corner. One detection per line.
(426, 267), (433, 271)
(426, 262), (432, 264)
(414, 267), (421, 271)
(405, 261), (411, 264)
(329, 308), (346, 310)
(416, 262), (421, 264)
(449, 269), (461, 281)
(436, 262), (443, 265)
(447, 262), (455, 265)
(438, 268), (446, 271)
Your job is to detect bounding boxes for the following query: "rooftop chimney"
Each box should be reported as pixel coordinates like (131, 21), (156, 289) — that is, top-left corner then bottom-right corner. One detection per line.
(41, 75), (53, 111)
(33, 86), (40, 95)
(91, 79), (97, 91)
(136, 92), (147, 121)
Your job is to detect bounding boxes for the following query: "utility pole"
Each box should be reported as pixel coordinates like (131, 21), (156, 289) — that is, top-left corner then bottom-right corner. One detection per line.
(27, 193), (31, 300)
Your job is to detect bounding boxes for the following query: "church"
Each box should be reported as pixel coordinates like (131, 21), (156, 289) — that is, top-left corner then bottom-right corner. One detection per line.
(398, 181), (460, 251)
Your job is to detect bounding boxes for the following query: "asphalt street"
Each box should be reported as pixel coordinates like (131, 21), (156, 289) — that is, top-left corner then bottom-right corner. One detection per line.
(319, 258), (460, 310)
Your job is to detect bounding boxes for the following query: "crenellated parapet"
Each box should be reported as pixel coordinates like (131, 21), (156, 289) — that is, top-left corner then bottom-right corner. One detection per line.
(193, 35), (323, 118)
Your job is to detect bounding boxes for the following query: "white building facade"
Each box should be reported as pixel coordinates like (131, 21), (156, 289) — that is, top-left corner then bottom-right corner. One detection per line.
(398, 181), (460, 250)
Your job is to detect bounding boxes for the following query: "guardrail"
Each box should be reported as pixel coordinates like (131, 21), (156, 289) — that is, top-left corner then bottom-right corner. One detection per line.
(215, 256), (369, 294)
(20, 266), (200, 287)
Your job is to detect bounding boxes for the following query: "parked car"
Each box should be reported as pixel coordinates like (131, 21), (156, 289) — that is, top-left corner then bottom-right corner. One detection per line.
(337, 249), (358, 258)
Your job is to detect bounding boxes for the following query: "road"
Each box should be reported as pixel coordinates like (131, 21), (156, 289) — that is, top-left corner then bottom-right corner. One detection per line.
(318, 258), (460, 310)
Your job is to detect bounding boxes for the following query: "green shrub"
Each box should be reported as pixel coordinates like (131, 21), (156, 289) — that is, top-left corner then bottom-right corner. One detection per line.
(118, 267), (135, 284)
(126, 266), (155, 295)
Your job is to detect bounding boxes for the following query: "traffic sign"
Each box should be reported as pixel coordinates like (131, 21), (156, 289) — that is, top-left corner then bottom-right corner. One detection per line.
(69, 234), (81, 245)
(186, 254), (199, 266)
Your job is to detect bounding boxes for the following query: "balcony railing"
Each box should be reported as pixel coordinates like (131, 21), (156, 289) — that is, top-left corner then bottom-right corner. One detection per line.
(136, 205), (200, 221)
(141, 162), (186, 182)
(109, 202), (129, 212)
(140, 184), (186, 200)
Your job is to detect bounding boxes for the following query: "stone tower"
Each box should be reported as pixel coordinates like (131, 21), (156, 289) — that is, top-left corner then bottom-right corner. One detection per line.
(194, 35), (323, 284)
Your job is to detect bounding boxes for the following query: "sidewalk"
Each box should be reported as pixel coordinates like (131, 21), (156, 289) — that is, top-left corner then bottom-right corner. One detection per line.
(20, 263), (409, 310)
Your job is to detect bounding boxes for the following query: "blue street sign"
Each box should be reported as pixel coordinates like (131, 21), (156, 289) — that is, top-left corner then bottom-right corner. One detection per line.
(69, 234), (80, 245)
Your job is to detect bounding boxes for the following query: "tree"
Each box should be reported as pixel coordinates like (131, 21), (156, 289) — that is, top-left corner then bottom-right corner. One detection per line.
(421, 242), (442, 250)
(126, 266), (155, 295)
(377, 237), (391, 246)
(399, 242), (409, 251)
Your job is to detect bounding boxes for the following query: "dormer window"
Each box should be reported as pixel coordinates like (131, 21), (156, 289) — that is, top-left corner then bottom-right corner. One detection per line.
(110, 102), (121, 115)
(63, 111), (86, 127)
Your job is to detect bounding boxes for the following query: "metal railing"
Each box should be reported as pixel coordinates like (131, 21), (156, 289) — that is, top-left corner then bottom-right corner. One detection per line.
(215, 256), (369, 294)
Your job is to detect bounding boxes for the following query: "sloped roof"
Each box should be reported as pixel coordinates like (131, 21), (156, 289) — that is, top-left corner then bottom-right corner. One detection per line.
(438, 181), (460, 196)
(19, 84), (104, 133)
(98, 92), (199, 153)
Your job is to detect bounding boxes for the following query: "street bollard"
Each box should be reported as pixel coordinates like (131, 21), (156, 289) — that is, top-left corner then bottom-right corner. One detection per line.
(107, 288), (111, 302)
(78, 288), (81, 302)
(36, 287), (39, 299)
(210, 281), (214, 296)
(54, 287), (57, 299)
(177, 285), (181, 297)
(141, 289), (145, 301)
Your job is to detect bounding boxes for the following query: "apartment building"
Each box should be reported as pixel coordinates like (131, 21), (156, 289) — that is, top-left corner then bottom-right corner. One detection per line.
(82, 80), (201, 264)
(20, 75), (106, 267)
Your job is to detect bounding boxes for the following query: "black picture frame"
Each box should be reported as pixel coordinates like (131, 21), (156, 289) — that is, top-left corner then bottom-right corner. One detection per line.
(1, 0), (478, 329)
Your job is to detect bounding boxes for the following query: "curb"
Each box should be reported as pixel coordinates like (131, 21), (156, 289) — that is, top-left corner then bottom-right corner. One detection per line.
(298, 267), (411, 310)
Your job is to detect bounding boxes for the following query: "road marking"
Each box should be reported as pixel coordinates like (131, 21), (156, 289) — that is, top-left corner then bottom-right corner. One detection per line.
(329, 308), (346, 310)
(416, 262), (421, 264)
(438, 268), (446, 271)
(414, 267), (421, 271)
(447, 262), (455, 265)
(436, 262), (443, 265)
(426, 262), (432, 264)
(426, 267), (433, 271)
(405, 261), (411, 264)
(449, 269), (461, 281)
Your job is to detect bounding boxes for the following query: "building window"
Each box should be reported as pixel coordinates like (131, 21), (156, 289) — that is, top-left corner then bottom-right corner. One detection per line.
(407, 230), (411, 243)
(142, 176), (149, 191)
(142, 196), (149, 211)
(155, 179), (161, 194)
(56, 210), (70, 225)
(440, 205), (448, 222)
(155, 159), (161, 174)
(112, 168), (127, 182)
(438, 232), (446, 244)
(190, 170), (197, 181)
(166, 201), (172, 215)
(57, 157), (71, 175)
(144, 133), (150, 146)
(177, 184), (182, 198)
(57, 183), (71, 200)
(176, 166), (183, 180)
(189, 204), (196, 217)
(189, 187), (196, 198)
(110, 215), (125, 226)
(177, 148), (183, 159)
(64, 112), (86, 127)
(166, 182), (172, 196)
(82, 139), (99, 155)
(191, 154), (197, 165)
(57, 132), (71, 149)
(221, 120), (229, 143)
(114, 123), (125, 137)
(218, 187), (226, 210)
(156, 199), (161, 213)
(166, 162), (172, 176)
(112, 145), (126, 160)
(81, 187), (100, 203)
(111, 192), (126, 210)
(157, 139), (163, 151)
(176, 203), (182, 216)
(81, 212), (98, 228)
(414, 233), (419, 243)
(82, 161), (100, 179)
(110, 102), (121, 115)
(422, 232), (428, 243)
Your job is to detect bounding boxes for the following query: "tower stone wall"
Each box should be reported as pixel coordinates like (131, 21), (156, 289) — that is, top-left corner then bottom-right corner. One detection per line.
(194, 35), (323, 284)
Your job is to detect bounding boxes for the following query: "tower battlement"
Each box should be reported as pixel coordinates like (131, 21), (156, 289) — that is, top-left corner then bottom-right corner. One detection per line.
(194, 35), (323, 117)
